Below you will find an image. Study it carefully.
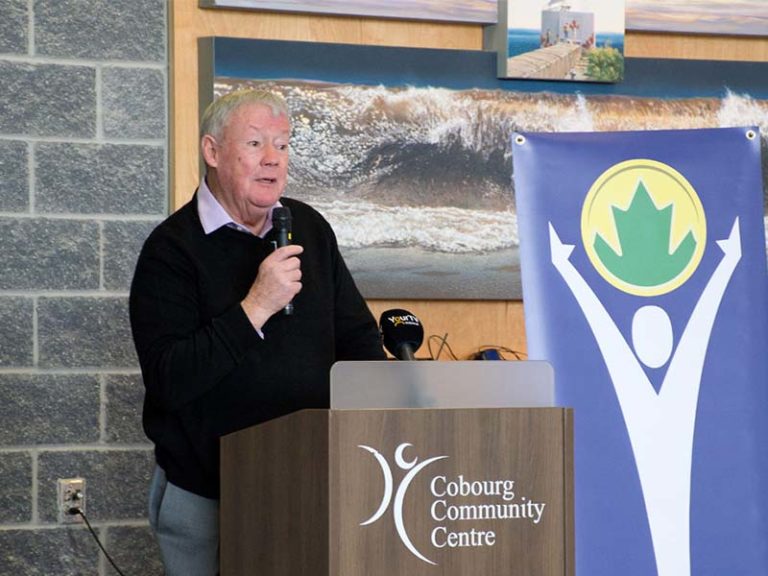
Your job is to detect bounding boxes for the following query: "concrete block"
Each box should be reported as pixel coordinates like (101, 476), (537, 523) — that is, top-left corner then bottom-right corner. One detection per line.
(0, 0), (28, 54)
(0, 218), (99, 290)
(36, 143), (165, 215)
(0, 140), (28, 212)
(103, 220), (161, 291)
(37, 297), (137, 368)
(0, 453), (32, 523)
(0, 528), (98, 576)
(35, 0), (165, 62)
(0, 297), (33, 366)
(103, 67), (166, 139)
(0, 62), (94, 137)
(0, 374), (100, 445)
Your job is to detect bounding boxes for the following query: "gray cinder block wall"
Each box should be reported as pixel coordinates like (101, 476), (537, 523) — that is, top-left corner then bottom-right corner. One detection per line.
(0, 1), (167, 574)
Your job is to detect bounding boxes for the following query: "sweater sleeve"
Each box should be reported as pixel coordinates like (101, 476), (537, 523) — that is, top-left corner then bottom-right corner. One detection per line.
(129, 230), (263, 412)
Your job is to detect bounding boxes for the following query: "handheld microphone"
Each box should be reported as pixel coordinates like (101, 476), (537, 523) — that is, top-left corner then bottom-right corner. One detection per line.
(379, 309), (424, 360)
(272, 206), (294, 316)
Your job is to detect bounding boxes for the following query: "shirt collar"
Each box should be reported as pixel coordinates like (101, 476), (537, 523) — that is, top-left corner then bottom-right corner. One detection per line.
(196, 177), (281, 238)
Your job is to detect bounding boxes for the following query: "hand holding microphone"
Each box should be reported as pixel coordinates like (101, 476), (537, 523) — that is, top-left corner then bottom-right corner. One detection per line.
(379, 309), (424, 360)
(272, 207), (295, 316)
(241, 207), (302, 330)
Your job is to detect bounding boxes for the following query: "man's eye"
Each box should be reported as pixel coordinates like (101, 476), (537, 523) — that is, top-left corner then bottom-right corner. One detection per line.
(277, 144), (289, 151)
(247, 140), (261, 147)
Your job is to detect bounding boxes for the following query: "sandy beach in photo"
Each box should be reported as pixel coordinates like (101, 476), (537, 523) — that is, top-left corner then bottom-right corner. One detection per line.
(342, 246), (520, 300)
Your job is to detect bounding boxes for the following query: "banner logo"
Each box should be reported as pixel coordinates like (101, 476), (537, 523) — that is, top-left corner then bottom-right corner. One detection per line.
(548, 157), (741, 576)
(514, 127), (766, 576)
(581, 159), (706, 296)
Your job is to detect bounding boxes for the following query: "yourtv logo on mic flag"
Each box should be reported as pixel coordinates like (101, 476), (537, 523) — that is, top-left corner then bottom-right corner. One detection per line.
(514, 128), (768, 576)
(385, 314), (420, 327)
(357, 443), (546, 565)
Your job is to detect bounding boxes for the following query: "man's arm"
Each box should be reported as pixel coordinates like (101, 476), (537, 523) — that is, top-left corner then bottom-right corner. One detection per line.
(129, 233), (263, 412)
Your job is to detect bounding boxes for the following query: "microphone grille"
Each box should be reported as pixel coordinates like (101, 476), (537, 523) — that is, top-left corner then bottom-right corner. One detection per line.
(272, 206), (292, 230)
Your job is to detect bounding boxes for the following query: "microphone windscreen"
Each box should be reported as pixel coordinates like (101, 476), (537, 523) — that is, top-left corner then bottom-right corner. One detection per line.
(272, 206), (292, 232)
(379, 309), (424, 358)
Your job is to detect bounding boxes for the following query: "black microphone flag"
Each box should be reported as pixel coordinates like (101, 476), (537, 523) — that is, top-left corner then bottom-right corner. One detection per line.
(379, 309), (424, 360)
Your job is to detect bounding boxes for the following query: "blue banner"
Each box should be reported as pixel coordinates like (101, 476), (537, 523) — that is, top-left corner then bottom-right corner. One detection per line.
(514, 127), (768, 576)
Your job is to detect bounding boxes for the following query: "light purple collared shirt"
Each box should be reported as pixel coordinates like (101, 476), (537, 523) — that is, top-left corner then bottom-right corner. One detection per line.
(196, 177), (281, 238)
(197, 178), (282, 338)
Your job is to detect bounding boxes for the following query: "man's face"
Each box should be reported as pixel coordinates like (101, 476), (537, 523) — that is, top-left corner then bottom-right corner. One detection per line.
(204, 103), (290, 229)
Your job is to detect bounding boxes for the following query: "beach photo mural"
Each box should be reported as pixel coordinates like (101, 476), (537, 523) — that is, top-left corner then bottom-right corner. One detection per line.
(200, 38), (768, 300)
(485, 0), (625, 82)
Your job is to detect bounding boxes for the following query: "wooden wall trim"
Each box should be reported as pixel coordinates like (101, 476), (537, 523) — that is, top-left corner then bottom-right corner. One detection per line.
(625, 31), (768, 61)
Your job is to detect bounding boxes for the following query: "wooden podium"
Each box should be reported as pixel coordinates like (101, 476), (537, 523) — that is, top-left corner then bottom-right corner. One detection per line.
(220, 363), (573, 576)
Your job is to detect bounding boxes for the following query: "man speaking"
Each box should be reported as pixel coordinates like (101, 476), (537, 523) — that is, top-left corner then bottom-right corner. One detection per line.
(129, 89), (385, 575)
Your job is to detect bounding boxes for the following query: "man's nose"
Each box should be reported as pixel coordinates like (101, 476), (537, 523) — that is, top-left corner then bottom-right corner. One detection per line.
(262, 144), (281, 165)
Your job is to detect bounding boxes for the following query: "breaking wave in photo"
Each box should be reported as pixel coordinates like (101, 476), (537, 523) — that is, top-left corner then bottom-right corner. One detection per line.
(213, 79), (768, 298)
(217, 79), (768, 251)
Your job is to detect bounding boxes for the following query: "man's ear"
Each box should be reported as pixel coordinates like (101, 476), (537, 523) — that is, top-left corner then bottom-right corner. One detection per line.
(201, 134), (218, 168)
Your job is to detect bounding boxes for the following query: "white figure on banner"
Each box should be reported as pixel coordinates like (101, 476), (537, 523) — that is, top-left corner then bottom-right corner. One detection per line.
(548, 217), (741, 576)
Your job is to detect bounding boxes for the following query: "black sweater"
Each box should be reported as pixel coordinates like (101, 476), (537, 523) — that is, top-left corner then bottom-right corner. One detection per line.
(129, 196), (385, 498)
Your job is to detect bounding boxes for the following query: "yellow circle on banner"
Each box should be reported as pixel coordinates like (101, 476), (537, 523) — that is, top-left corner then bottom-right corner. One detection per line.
(581, 159), (706, 296)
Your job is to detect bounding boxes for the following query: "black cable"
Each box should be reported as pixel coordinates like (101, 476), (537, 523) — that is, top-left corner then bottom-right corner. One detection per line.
(427, 333), (458, 360)
(434, 332), (448, 360)
(70, 508), (128, 576)
(427, 333), (447, 359)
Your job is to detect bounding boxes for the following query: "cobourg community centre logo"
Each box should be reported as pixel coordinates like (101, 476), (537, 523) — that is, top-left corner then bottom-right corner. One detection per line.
(358, 443), (547, 565)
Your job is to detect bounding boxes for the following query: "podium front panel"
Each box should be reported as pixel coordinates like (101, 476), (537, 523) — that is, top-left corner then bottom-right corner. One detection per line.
(329, 408), (572, 576)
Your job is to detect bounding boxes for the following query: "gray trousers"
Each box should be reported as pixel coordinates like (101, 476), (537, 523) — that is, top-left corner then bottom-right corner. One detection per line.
(148, 466), (220, 576)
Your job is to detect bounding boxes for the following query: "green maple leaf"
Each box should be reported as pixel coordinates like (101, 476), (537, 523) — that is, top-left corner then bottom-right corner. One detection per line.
(594, 181), (696, 287)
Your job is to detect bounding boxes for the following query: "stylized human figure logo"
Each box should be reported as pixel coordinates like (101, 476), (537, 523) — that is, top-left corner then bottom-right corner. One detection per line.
(359, 443), (448, 565)
(550, 159), (741, 576)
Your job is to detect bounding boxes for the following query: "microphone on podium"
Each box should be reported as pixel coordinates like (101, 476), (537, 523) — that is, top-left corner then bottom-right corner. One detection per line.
(379, 309), (424, 360)
(272, 206), (294, 316)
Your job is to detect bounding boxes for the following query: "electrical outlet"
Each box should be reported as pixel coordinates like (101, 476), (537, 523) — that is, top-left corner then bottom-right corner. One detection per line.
(57, 478), (86, 524)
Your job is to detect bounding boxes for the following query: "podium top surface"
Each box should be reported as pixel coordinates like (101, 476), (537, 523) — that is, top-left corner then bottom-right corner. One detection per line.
(330, 360), (554, 409)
